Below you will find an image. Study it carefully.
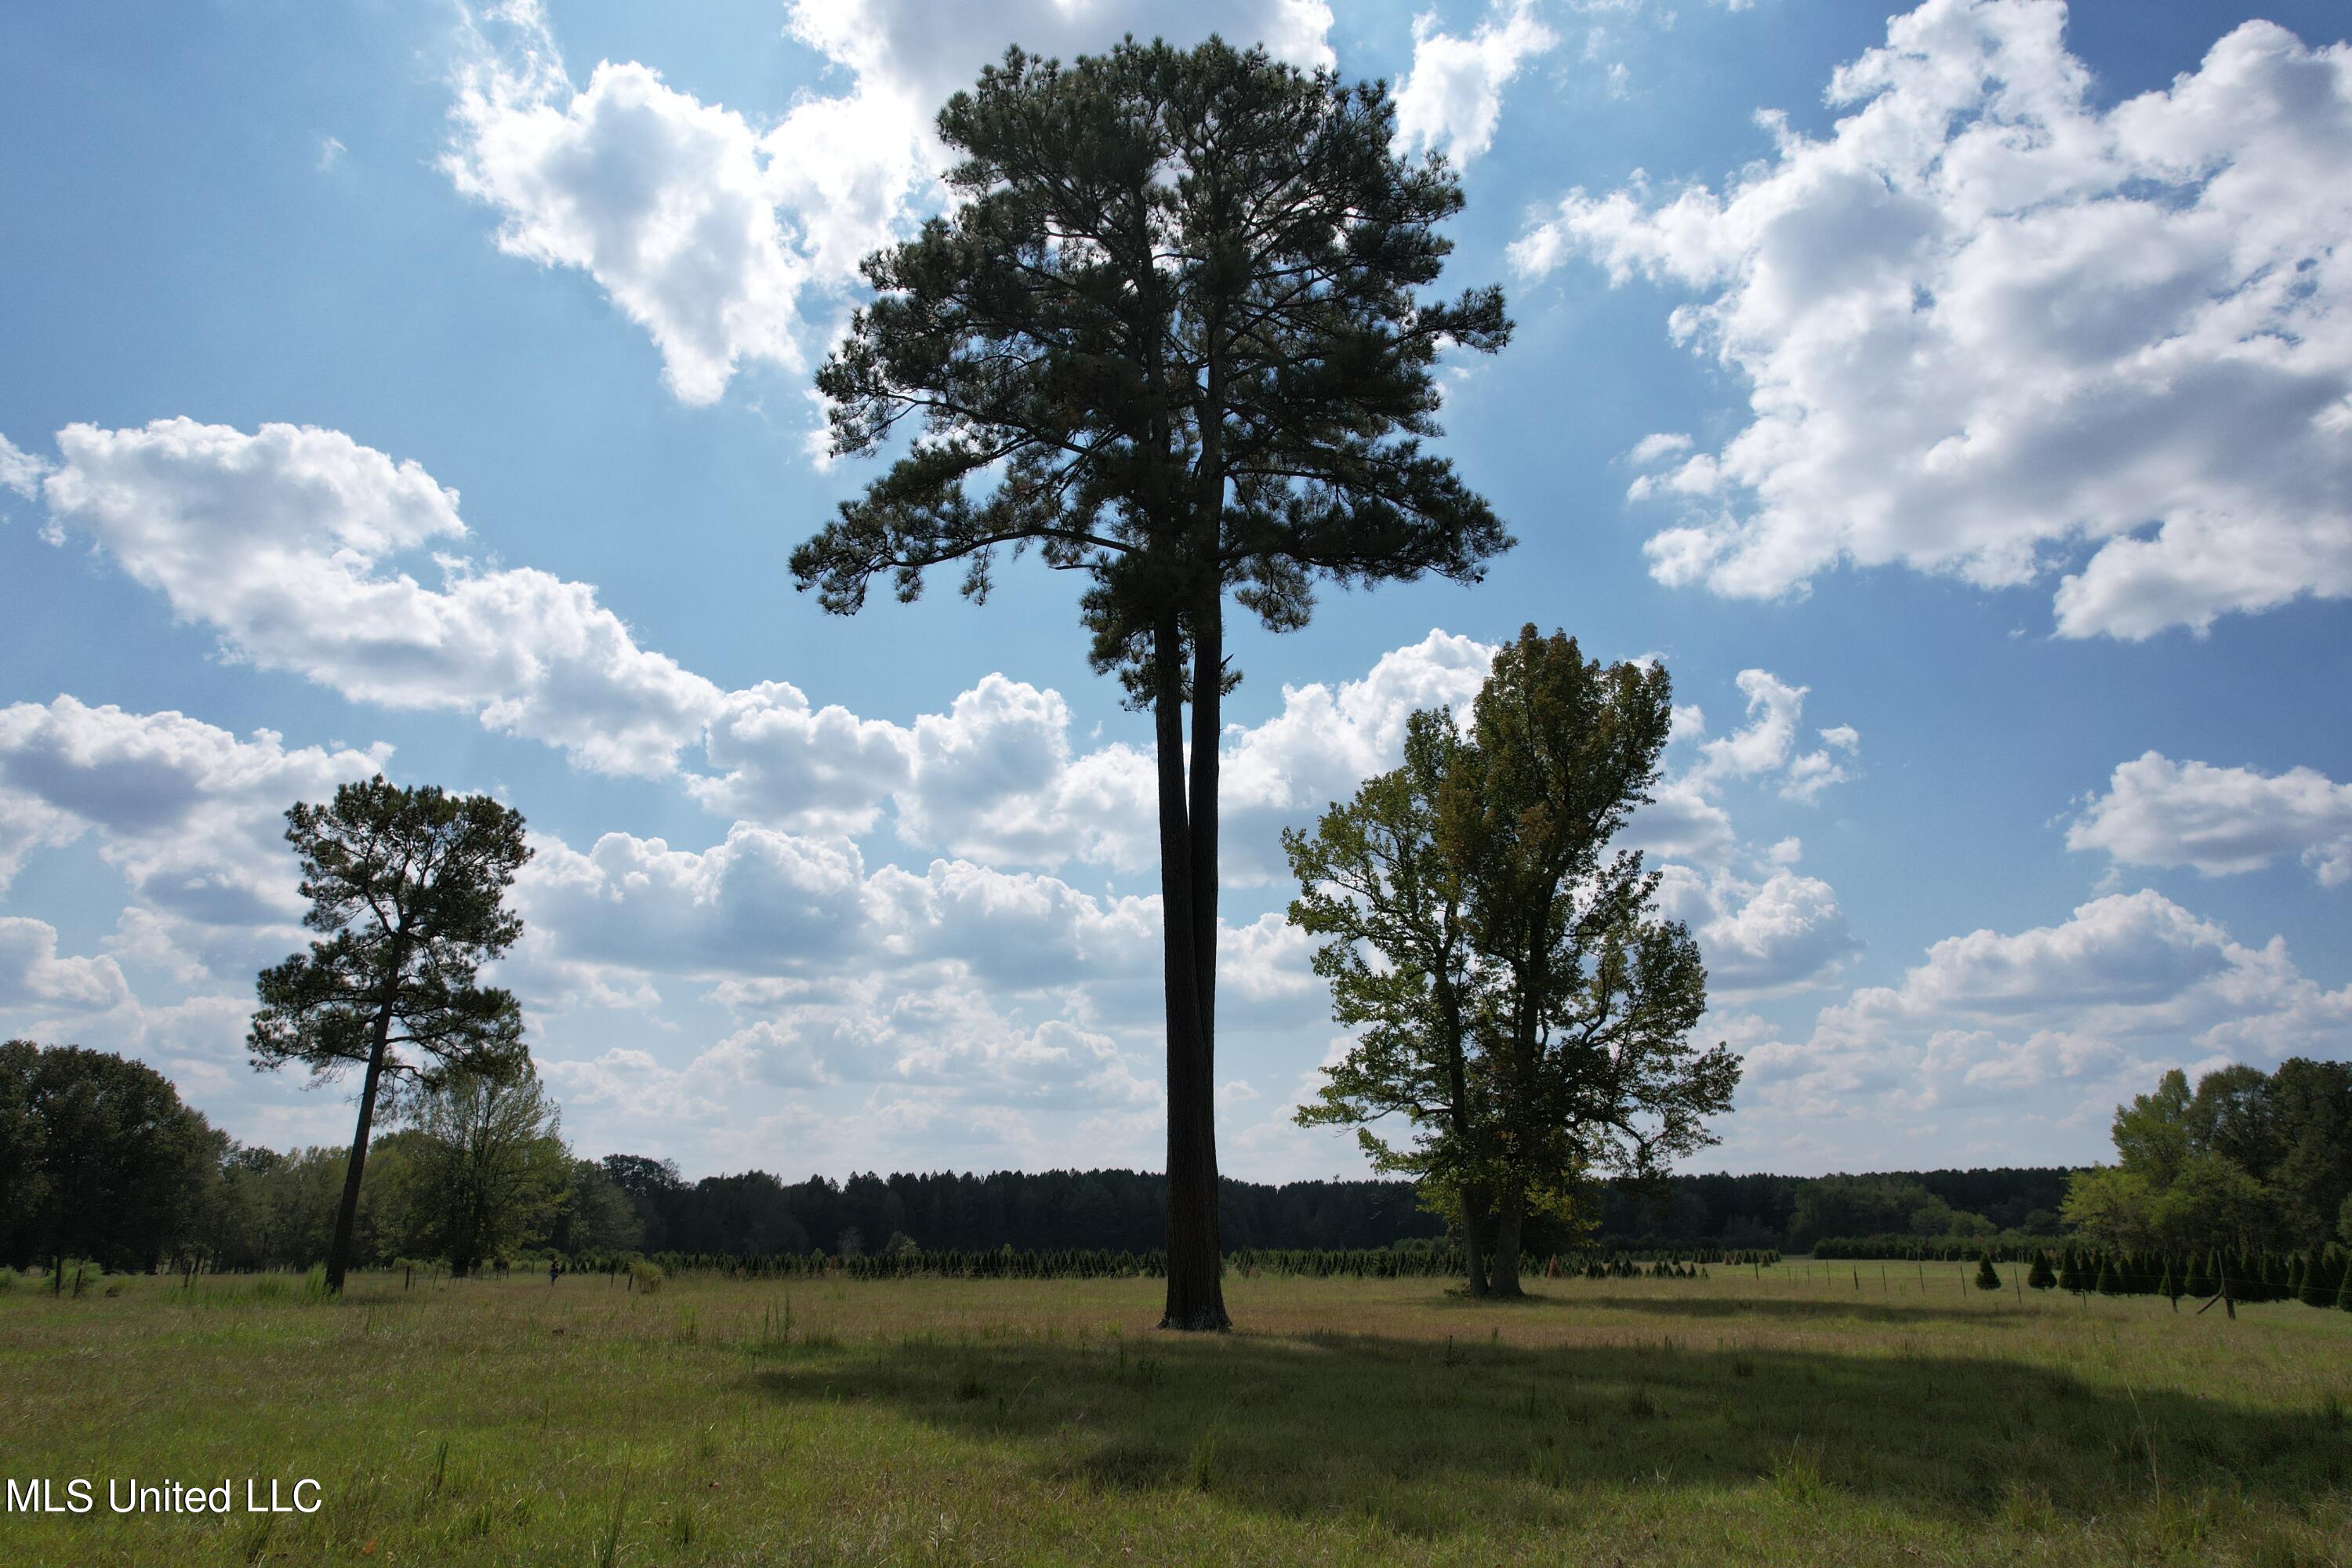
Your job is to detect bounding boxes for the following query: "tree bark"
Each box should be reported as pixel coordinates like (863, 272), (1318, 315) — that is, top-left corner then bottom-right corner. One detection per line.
(1156, 610), (1229, 1331)
(325, 1001), (395, 1294)
(1460, 1183), (1494, 1298)
(1489, 1186), (1525, 1298)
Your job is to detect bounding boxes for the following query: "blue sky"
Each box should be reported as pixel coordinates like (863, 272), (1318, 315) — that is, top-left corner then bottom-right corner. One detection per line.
(2, 0), (2347, 1181)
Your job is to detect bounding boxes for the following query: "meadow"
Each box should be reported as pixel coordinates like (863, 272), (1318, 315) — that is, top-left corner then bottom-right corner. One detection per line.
(1, 1262), (2345, 1567)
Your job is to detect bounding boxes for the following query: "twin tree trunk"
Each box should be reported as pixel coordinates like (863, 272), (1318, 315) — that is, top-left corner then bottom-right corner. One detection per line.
(1153, 588), (1230, 1330)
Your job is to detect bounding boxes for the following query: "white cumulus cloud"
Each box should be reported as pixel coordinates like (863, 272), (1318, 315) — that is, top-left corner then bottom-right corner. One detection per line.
(1392, 0), (1558, 165)
(1733, 889), (2352, 1163)
(1514, 0), (2352, 638)
(2068, 751), (2352, 886)
(40, 419), (722, 778)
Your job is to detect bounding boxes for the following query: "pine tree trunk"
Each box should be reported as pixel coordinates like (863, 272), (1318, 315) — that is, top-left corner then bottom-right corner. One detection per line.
(325, 1004), (394, 1294)
(1155, 610), (1229, 1331)
(1489, 1187), (1525, 1298)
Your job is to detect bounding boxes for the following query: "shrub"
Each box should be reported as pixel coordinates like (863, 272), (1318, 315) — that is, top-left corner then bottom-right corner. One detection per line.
(1974, 1255), (2002, 1291)
(2026, 1253), (2056, 1290)
(629, 1259), (666, 1295)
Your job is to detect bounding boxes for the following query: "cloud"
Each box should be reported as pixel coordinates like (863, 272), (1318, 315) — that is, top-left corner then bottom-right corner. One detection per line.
(1513, 1), (2352, 638)
(691, 679), (916, 836)
(0, 917), (131, 1012)
(703, 626), (1501, 883)
(41, 419), (722, 777)
(1736, 890), (2352, 1146)
(1392, 0), (1558, 165)
(1687, 670), (1854, 800)
(1656, 859), (1858, 999)
(514, 823), (870, 981)
(445, 0), (1334, 405)
(26, 423), (1842, 902)
(0, 432), (50, 500)
(1624, 431), (1692, 467)
(2067, 751), (2352, 887)
(0, 696), (389, 924)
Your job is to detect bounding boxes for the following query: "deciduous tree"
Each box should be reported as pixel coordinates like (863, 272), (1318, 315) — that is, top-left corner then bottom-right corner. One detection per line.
(1287, 629), (1737, 1298)
(0, 1041), (222, 1276)
(392, 1066), (569, 1275)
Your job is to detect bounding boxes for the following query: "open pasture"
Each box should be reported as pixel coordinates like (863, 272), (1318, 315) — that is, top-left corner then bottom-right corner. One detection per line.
(2, 1264), (2346, 1566)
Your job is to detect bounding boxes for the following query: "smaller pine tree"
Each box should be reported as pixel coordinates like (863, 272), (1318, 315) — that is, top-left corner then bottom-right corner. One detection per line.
(2160, 1256), (2181, 1308)
(1975, 1254), (2002, 1291)
(2303, 1250), (2336, 1309)
(2058, 1250), (2085, 1293)
(2185, 1250), (2215, 1298)
(2336, 1258), (2352, 1313)
(2095, 1258), (2119, 1296)
(2027, 1252), (2056, 1290)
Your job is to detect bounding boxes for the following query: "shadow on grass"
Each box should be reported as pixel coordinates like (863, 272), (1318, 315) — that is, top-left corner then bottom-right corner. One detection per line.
(750, 1328), (2348, 1540)
(1509, 1289), (2127, 1327)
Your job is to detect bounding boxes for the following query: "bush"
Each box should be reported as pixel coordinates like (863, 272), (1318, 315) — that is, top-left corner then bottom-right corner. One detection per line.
(2026, 1253), (2056, 1290)
(629, 1259), (666, 1295)
(1974, 1255), (2002, 1291)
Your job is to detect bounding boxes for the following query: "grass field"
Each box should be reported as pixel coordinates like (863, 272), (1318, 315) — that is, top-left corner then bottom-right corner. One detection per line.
(2, 1262), (2347, 1566)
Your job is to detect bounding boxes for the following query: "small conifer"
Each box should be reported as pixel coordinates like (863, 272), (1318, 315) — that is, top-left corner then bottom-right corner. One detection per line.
(2185, 1250), (2215, 1298)
(2302, 1251), (2335, 1309)
(1975, 1255), (2002, 1291)
(2095, 1258), (2119, 1295)
(2027, 1252), (2056, 1290)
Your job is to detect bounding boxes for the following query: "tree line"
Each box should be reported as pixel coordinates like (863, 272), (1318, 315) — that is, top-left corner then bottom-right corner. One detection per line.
(0, 1033), (2135, 1276)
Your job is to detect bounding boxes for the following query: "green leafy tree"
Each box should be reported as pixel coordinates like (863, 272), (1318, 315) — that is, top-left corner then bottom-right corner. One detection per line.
(548, 1159), (645, 1256)
(249, 777), (532, 1293)
(1458, 630), (1736, 1295)
(1288, 630), (1736, 1298)
(0, 1042), (223, 1276)
(2262, 1059), (2352, 1247)
(789, 38), (1512, 1330)
(0, 1040), (47, 1267)
(389, 1067), (570, 1275)
(1287, 710), (1497, 1292)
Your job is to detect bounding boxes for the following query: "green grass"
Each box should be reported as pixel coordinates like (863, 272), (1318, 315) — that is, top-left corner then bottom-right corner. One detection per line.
(2, 1262), (2347, 1566)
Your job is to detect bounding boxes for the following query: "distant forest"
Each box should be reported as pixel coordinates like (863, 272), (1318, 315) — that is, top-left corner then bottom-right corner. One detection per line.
(601, 1160), (2074, 1261)
(0, 1038), (2080, 1274)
